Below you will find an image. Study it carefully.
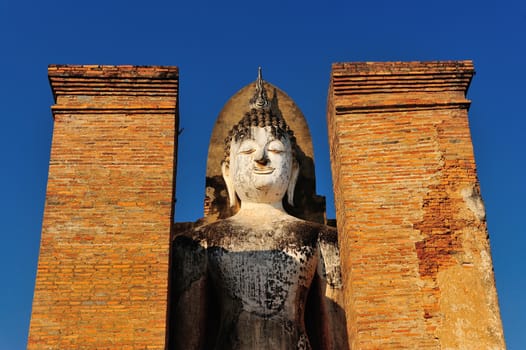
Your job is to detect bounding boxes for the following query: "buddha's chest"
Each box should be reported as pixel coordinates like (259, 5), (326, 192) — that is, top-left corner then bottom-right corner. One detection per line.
(207, 242), (318, 317)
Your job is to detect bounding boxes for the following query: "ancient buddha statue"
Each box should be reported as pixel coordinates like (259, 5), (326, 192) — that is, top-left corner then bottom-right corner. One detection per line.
(170, 70), (347, 350)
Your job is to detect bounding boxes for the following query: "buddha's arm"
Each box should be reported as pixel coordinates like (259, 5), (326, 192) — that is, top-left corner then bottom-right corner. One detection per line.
(317, 231), (349, 350)
(170, 235), (208, 350)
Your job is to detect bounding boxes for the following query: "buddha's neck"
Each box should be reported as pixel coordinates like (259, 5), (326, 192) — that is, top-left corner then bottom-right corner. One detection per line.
(236, 201), (288, 218)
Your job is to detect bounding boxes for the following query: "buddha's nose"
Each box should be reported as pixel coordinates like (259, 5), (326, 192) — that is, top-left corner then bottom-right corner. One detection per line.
(255, 156), (269, 166)
(254, 147), (268, 166)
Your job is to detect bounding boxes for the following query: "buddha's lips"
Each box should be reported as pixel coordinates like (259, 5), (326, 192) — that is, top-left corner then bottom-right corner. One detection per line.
(253, 167), (275, 174)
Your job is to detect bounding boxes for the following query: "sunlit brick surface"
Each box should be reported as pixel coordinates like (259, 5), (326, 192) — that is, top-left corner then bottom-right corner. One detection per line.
(28, 65), (178, 349)
(327, 61), (504, 349)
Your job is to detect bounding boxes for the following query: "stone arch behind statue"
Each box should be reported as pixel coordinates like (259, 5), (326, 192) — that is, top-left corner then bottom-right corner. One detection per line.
(204, 80), (327, 224)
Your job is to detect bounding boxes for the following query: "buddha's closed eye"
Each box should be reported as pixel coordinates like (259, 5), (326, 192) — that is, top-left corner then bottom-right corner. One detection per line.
(239, 148), (256, 155)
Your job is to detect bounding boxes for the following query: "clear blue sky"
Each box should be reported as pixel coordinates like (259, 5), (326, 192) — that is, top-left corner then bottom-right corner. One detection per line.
(1, 0), (524, 348)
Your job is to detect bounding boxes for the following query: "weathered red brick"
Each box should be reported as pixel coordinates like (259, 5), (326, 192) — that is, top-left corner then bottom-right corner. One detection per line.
(327, 61), (505, 349)
(28, 65), (178, 349)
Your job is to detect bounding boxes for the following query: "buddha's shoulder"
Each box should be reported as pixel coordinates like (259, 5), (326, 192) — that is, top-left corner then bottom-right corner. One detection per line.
(173, 217), (338, 247)
(173, 220), (237, 245)
(284, 219), (336, 234)
(283, 219), (338, 246)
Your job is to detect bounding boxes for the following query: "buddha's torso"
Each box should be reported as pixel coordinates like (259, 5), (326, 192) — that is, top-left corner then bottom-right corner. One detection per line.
(192, 216), (325, 350)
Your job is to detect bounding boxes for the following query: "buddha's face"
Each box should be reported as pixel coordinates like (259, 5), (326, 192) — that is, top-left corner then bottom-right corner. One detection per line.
(229, 126), (294, 205)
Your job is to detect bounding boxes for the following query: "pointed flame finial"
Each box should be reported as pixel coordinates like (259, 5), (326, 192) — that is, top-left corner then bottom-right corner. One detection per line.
(249, 67), (270, 110)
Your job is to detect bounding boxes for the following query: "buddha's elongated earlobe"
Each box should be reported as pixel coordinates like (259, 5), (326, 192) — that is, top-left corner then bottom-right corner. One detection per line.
(222, 162), (237, 208)
(287, 160), (300, 206)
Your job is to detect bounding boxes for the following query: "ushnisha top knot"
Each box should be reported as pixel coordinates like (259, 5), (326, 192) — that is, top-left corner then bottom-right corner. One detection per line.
(223, 68), (297, 166)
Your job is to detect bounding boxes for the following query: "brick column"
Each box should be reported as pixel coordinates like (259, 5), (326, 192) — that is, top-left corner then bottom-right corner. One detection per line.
(327, 61), (504, 349)
(28, 65), (178, 349)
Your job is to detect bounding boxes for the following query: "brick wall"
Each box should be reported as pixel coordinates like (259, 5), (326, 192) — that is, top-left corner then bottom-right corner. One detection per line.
(327, 61), (505, 349)
(28, 65), (178, 349)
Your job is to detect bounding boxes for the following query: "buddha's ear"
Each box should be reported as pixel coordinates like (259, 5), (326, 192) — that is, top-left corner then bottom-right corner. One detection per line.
(222, 161), (237, 208)
(287, 160), (300, 206)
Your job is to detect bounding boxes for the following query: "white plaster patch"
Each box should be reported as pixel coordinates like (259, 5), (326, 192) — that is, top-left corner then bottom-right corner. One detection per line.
(318, 239), (343, 288)
(461, 185), (486, 221)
